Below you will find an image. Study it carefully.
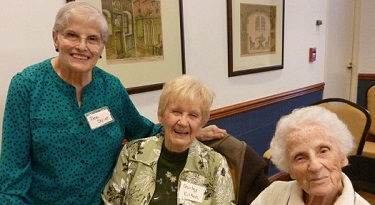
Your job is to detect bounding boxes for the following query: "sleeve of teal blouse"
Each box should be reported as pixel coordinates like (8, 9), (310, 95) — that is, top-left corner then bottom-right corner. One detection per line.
(120, 85), (162, 141)
(0, 75), (33, 204)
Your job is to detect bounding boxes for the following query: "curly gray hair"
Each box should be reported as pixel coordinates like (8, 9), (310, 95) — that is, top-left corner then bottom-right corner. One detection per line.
(270, 106), (355, 173)
(53, 2), (109, 41)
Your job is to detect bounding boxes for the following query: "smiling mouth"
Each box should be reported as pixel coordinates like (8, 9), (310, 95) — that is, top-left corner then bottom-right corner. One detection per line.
(72, 54), (90, 60)
(310, 176), (328, 183)
(174, 130), (189, 135)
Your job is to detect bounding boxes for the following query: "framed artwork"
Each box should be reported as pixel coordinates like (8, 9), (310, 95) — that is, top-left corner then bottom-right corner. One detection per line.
(82, 0), (185, 94)
(227, 0), (284, 77)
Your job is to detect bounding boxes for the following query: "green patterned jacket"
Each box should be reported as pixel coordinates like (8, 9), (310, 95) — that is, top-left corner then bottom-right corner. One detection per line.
(102, 133), (236, 205)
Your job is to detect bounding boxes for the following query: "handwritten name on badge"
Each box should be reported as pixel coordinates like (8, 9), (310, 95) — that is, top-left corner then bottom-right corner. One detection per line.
(85, 106), (114, 130)
(178, 181), (206, 203)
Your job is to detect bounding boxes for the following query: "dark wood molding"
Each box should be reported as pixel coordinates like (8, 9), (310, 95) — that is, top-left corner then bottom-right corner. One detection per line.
(358, 74), (375, 80)
(127, 83), (163, 95)
(209, 83), (325, 121)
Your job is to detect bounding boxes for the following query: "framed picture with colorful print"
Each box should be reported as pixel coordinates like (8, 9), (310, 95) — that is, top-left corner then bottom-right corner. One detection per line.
(82, 0), (185, 94)
(227, 0), (284, 77)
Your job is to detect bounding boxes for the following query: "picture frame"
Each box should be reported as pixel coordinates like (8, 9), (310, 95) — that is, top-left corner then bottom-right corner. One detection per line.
(227, 0), (284, 77)
(82, 0), (185, 94)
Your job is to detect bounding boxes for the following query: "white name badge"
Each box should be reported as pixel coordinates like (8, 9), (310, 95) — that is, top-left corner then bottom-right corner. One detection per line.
(178, 181), (206, 203)
(85, 106), (114, 130)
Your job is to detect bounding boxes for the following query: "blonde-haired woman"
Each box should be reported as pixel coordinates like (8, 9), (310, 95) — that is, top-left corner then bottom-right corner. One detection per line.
(103, 75), (236, 205)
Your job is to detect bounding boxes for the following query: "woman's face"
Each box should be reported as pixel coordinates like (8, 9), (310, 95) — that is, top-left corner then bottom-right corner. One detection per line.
(53, 16), (105, 74)
(286, 125), (348, 198)
(158, 99), (204, 153)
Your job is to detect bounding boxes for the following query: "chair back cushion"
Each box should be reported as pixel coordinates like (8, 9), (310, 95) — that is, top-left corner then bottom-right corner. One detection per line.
(203, 135), (270, 205)
(367, 85), (375, 134)
(313, 98), (371, 155)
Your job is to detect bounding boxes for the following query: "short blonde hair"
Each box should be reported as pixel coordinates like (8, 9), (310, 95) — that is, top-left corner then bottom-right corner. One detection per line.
(158, 75), (214, 125)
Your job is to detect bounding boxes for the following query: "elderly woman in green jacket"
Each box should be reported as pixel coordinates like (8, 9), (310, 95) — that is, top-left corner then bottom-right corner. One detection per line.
(102, 75), (236, 205)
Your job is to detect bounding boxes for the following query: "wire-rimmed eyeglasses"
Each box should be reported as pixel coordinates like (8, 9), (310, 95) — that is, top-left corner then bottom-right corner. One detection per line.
(60, 31), (103, 49)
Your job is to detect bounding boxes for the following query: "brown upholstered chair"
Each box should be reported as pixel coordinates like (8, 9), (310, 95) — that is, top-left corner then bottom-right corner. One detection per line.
(203, 134), (270, 205)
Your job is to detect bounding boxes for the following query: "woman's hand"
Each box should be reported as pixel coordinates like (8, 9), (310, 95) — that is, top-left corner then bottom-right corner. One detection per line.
(196, 125), (227, 141)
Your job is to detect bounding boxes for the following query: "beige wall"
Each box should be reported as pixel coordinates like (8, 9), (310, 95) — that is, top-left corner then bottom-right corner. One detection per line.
(357, 0), (375, 74)
(2, 0), (373, 145)
(132, 0), (327, 122)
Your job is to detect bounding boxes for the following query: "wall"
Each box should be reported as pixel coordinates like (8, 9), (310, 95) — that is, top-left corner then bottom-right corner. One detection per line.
(0, 0), (327, 147)
(208, 91), (323, 155)
(356, 0), (375, 108)
(208, 90), (323, 176)
(181, 0), (325, 112)
(357, 0), (375, 74)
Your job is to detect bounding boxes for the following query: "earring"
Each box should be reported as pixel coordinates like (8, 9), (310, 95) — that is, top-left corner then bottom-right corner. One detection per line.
(99, 55), (102, 59)
(55, 48), (59, 52)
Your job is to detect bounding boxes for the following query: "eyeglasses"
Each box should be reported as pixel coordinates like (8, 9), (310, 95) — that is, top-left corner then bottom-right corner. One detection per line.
(60, 31), (103, 49)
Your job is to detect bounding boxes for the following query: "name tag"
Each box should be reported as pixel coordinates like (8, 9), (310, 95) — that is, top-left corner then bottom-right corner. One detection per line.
(85, 106), (114, 130)
(178, 181), (206, 203)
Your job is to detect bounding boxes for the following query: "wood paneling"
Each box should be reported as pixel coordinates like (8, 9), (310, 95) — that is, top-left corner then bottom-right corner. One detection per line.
(209, 83), (325, 121)
(358, 74), (375, 80)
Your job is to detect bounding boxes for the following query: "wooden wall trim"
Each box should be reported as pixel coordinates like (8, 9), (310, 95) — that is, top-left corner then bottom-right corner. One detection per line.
(358, 74), (375, 80)
(209, 83), (325, 121)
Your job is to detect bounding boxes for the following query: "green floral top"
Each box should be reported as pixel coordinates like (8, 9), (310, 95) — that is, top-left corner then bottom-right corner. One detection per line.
(102, 133), (236, 205)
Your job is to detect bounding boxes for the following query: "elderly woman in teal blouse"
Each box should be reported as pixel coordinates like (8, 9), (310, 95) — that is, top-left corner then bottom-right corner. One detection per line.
(0, 2), (225, 205)
(102, 75), (236, 205)
(251, 106), (370, 205)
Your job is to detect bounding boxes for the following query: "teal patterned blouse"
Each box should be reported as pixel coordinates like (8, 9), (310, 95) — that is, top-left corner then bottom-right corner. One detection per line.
(0, 59), (162, 205)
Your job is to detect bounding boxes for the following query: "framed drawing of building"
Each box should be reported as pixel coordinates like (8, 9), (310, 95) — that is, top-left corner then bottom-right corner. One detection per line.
(84, 0), (185, 94)
(228, 0), (284, 76)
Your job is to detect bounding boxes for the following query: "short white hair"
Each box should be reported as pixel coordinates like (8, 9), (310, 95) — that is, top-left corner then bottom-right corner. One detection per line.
(270, 106), (355, 173)
(53, 2), (109, 41)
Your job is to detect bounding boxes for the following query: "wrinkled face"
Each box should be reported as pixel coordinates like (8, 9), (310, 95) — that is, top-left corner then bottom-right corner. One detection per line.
(53, 16), (105, 74)
(286, 125), (348, 197)
(158, 99), (204, 153)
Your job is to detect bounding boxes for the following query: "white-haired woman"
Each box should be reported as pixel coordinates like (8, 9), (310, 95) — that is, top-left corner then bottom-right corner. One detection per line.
(251, 106), (370, 205)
